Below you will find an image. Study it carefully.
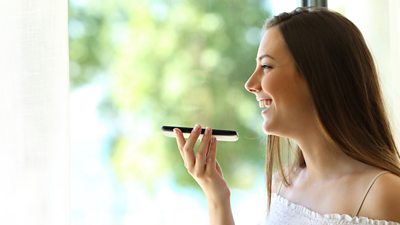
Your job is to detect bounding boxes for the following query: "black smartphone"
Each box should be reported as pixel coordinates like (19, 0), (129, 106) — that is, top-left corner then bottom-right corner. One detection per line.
(161, 125), (239, 142)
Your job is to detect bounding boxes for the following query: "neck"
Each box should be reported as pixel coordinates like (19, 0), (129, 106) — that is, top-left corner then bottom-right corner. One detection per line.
(292, 123), (370, 181)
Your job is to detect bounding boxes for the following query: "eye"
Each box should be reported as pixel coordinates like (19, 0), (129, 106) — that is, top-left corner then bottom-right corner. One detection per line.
(261, 64), (273, 70)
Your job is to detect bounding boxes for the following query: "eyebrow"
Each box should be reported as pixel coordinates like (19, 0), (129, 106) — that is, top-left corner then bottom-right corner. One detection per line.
(257, 53), (276, 61)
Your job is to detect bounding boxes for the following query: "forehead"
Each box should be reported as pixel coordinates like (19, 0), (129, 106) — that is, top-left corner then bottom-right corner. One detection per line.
(257, 26), (289, 60)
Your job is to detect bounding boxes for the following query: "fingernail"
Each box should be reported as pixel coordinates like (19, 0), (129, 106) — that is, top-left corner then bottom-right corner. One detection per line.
(194, 124), (200, 131)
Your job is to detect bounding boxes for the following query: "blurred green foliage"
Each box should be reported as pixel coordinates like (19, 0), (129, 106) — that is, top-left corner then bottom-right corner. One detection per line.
(69, 0), (271, 191)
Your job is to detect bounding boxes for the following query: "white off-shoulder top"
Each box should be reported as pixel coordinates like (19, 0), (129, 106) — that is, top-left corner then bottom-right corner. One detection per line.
(259, 171), (400, 225)
(259, 193), (400, 225)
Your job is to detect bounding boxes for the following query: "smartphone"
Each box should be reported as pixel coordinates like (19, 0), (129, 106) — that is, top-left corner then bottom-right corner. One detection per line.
(161, 125), (239, 142)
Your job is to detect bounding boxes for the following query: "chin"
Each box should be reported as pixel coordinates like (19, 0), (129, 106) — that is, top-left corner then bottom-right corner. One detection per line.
(262, 121), (274, 135)
(263, 129), (280, 136)
(262, 121), (289, 138)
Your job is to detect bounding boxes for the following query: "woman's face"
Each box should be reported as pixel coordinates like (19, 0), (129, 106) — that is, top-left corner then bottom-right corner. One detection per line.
(245, 26), (315, 138)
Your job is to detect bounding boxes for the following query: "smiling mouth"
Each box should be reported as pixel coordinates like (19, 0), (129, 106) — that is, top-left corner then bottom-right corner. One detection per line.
(259, 99), (272, 108)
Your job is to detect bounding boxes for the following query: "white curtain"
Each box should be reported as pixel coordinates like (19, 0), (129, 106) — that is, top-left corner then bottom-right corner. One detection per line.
(0, 0), (69, 224)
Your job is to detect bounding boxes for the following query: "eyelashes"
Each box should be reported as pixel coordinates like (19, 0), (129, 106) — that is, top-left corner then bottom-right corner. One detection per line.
(261, 64), (273, 70)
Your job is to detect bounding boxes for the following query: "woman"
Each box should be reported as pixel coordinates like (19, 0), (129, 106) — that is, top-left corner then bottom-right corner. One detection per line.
(173, 7), (400, 224)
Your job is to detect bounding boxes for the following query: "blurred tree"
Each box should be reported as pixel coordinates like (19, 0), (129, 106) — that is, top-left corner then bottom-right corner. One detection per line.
(69, 0), (271, 191)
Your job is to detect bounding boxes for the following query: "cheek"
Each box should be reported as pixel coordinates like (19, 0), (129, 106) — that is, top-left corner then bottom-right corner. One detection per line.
(261, 73), (313, 112)
(260, 73), (291, 104)
(260, 73), (277, 94)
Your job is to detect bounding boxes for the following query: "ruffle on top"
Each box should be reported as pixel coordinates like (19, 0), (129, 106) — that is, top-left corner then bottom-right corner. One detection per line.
(260, 193), (400, 225)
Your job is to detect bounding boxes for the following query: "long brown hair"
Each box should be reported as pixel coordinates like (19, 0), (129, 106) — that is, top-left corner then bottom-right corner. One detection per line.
(264, 7), (400, 209)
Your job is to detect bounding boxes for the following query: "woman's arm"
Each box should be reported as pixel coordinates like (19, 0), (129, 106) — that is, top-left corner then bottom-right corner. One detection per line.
(174, 125), (235, 225)
(207, 196), (235, 225)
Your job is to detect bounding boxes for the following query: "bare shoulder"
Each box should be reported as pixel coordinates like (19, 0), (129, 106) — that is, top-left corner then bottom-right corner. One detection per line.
(361, 172), (400, 222)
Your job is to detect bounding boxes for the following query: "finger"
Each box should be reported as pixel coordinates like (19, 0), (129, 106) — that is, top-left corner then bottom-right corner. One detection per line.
(194, 127), (212, 175)
(216, 160), (224, 178)
(184, 124), (202, 150)
(183, 124), (202, 170)
(206, 136), (217, 173)
(197, 127), (212, 159)
(174, 128), (185, 159)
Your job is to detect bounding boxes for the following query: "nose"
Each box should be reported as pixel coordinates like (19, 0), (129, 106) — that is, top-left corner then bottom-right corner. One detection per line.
(244, 70), (262, 94)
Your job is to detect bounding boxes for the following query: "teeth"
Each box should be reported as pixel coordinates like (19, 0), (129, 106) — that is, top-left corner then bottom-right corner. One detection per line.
(259, 99), (272, 108)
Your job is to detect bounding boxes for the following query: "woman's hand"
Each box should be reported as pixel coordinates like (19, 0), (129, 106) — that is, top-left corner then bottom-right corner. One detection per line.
(174, 124), (231, 204)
